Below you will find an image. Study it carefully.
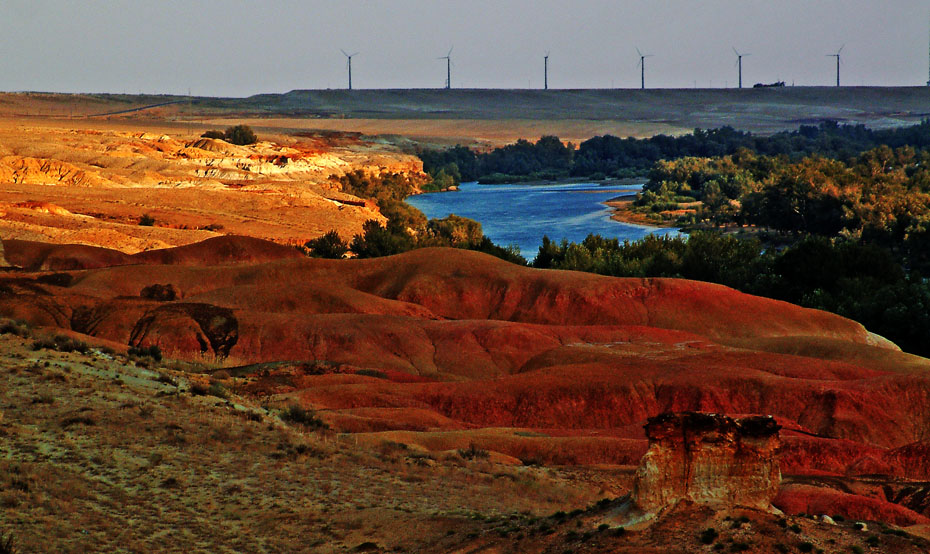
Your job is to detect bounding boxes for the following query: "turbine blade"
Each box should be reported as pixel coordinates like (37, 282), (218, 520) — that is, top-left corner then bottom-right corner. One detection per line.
(636, 47), (643, 57)
(340, 49), (349, 57)
(838, 44), (845, 55)
(732, 46), (739, 56)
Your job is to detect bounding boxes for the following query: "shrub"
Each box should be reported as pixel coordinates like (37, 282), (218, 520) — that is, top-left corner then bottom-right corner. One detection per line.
(0, 319), (30, 338)
(789, 523), (802, 533)
(140, 284), (177, 301)
(207, 382), (229, 399)
(458, 443), (490, 460)
(850, 546), (864, 554)
(730, 543), (750, 552)
(128, 344), (163, 362)
(864, 536), (879, 547)
(305, 230), (349, 259)
(0, 532), (17, 554)
(201, 130), (225, 140)
(280, 404), (328, 429)
(60, 415), (96, 427)
(223, 124), (257, 146)
(53, 335), (88, 354)
(699, 528), (719, 544)
(798, 542), (814, 552)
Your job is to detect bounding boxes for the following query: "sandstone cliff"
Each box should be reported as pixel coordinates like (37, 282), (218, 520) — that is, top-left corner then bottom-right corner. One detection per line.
(632, 412), (782, 514)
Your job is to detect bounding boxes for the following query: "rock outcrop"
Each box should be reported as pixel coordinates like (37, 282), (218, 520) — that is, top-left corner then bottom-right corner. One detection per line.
(632, 412), (782, 514)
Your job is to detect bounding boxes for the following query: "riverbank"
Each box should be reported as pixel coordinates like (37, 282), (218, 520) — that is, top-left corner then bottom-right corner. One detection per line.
(603, 196), (666, 228)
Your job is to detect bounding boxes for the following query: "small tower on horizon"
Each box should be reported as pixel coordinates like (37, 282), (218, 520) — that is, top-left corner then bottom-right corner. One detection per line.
(340, 50), (358, 90)
(636, 47), (654, 89)
(926, 13), (930, 86)
(733, 47), (750, 89)
(827, 45), (844, 87)
(544, 51), (550, 90)
(438, 47), (453, 89)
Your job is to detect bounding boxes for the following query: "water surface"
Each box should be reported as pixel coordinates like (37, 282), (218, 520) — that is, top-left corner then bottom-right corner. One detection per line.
(407, 182), (677, 259)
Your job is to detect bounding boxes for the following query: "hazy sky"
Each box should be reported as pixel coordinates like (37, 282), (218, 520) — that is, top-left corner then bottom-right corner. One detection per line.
(1, 1), (929, 97)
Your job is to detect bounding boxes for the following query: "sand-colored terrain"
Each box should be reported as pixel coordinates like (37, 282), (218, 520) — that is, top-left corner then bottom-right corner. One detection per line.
(0, 116), (424, 252)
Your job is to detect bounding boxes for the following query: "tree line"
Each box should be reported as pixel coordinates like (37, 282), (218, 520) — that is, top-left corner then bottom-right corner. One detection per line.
(418, 119), (930, 184)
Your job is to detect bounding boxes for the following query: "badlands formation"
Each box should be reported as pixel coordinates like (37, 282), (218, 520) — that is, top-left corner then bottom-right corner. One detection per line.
(0, 120), (421, 253)
(3, 94), (930, 552)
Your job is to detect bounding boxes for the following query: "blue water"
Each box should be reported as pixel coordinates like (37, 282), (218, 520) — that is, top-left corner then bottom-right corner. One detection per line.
(407, 182), (678, 259)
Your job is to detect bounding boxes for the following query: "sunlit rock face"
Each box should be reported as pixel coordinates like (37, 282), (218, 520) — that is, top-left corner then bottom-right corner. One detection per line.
(632, 412), (782, 513)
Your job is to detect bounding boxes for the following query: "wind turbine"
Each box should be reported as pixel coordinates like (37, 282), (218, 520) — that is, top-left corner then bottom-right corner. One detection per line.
(340, 49), (358, 90)
(733, 47), (750, 89)
(827, 45), (844, 87)
(544, 51), (550, 90)
(636, 48), (653, 90)
(438, 47), (453, 89)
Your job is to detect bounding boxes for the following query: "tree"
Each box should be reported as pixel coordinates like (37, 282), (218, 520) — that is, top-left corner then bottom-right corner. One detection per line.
(223, 124), (258, 146)
(305, 230), (349, 259)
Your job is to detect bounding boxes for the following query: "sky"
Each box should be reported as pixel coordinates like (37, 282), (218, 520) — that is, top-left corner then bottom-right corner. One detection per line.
(1, 0), (929, 97)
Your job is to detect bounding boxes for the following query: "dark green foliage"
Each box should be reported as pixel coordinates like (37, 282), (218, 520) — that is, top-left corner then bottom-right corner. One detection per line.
(0, 531), (17, 554)
(729, 543), (750, 553)
(223, 124), (258, 145)
(139, 213), (156, 226)
(419, 137), (573, 185)
(128, 344), (163, 362)
(355, 369), (387, 379)
(305, 230), (349, 259)
(140, 283), (177, 301)
(0, 319), (30, 338)
(789, 524), (802, 533)
(61, 415), (96, 427)
(457, 443), (490, 460)
(798, 542), (814, 552)
(201, 130), (225, 140)
(850, 546), (865, 554)
(699, 528), (719, 544)
(530, 230), (930, 356)
(280, 404), (328, 430)
(31, 334), (89, 354)
(865, 535), (880, 547)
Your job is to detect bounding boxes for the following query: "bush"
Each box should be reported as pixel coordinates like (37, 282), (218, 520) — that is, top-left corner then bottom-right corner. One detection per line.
(0, 319), (30, 338)
(458, 443), (490, 460)
(305, 230), (349, 259)
(140, 284), (177, 301)
(223, 124), (258, 146)
(798, 542), (814, 553)
(128, 344), (163, 362)
(280, 404), (328, 430)
(139, 213), (156, 226)
(699, 528), (719, 544)
(0, 532), (17, 554)
(201, 130), (225, 140)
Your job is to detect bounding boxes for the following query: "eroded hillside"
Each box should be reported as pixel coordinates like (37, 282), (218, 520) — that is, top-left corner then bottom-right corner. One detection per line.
(0, 121), (425, 252)
(3, 237), (930, 539)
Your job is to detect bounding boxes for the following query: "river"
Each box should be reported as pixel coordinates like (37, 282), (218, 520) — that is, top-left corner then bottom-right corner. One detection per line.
(406, 181), (678, 260)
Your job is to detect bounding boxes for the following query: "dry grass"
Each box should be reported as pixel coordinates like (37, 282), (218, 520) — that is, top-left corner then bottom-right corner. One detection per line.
(0, 333), (606, 553)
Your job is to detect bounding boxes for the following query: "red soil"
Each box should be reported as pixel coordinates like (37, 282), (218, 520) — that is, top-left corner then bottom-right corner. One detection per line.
(3, 236), (930, 522)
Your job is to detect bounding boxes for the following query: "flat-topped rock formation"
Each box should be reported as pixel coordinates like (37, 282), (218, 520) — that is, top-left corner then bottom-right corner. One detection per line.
(632, 412), (782, 514)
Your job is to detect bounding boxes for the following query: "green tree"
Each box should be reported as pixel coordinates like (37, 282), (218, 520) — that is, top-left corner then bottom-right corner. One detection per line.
(305, 230), (349, 259)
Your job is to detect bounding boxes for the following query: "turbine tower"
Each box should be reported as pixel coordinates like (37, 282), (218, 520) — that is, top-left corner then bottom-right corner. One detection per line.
(636, 48), (653, 90)
(927, 13), (930, 86)
(827, 45), (844, 87)
(340, 49), (358, 90)
(438, 47), (453, 89)
(732, 47), (750, 89)
(544, 51), (550, 90)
